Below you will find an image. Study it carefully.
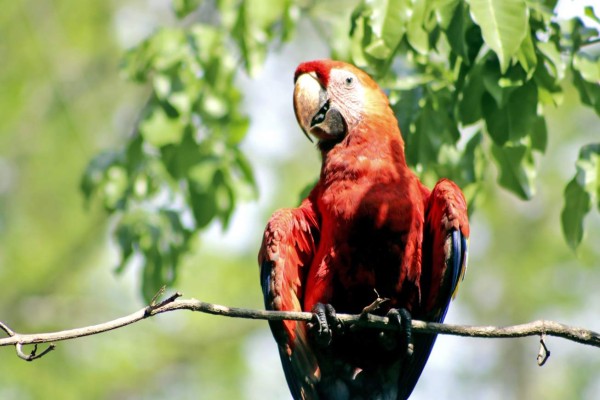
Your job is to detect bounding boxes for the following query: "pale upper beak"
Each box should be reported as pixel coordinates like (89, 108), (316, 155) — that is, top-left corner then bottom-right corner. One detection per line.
(293, 72), (327, 139)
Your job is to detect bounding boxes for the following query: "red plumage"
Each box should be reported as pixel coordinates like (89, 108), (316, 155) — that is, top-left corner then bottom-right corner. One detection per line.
(259, 60), (469, 399)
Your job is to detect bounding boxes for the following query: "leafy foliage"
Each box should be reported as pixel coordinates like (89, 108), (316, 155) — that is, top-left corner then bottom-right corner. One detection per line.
(83, 22), (261, 300)
(81, 0), (600, 299)
(561, 144), (600, 250)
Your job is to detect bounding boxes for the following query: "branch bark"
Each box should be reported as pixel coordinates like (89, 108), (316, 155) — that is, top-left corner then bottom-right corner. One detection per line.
(1, 293), (599, 362)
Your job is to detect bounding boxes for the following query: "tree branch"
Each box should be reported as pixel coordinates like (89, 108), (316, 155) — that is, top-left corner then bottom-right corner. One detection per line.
(2, 294), (599, 362)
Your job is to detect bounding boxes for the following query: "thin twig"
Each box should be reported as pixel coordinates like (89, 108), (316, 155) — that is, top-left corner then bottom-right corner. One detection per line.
(360, 289), (390, 316)
(537, 334), (551, 366)
(1, 298), (600, 362)
(16, 343), (56, 361)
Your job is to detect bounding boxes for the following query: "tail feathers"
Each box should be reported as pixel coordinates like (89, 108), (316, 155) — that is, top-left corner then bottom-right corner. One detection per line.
(316, 363), (402, 400)
(395, 333), (439, 400)
(274, 323), (320, 400)
(274, 316), (446, 400)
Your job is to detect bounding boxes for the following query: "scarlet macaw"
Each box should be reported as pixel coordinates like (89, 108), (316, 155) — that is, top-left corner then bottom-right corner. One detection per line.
(259, 60), (469, 400)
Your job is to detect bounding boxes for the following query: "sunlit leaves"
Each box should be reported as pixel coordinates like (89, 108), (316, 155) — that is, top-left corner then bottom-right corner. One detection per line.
(115, 209), (192, 300)
(572, 52), (600, 116)
(81, 150), (129, 211)
(406, 0), (431, 55)
(584, 6), (600, 25)
(140, 106), (186, 147)
(83, 0), (304, 300)
(222, 0), (298, 76)
(350, 0), (434, 74)
(491, 142), (536, 200)
(482, 81), (538, 145)
(467, 0), (528, 72)
(459, 62), (485, 124)
(172, 0), (202, 18)
(365, 0), (409, 59)
(348, 0), (600, 248)
(517, 31), (537, 76)
(562, 144), (600, 250)
(85, 3), (296, 299)
(445, 1), (481, 64)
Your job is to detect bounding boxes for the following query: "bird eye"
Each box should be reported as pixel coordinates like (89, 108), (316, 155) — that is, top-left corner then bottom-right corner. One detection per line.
(345, 76), (354, 87)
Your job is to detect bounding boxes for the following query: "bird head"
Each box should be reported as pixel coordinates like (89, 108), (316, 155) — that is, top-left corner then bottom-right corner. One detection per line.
(293, 60), (395, 147)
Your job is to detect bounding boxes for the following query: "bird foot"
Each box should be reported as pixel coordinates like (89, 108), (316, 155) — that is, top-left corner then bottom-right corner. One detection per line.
(378, 308), (414, 357)
(307, 303), (341, 348)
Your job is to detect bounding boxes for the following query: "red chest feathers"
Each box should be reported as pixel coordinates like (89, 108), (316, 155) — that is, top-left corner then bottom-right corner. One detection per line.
(306, 176), (426, 314)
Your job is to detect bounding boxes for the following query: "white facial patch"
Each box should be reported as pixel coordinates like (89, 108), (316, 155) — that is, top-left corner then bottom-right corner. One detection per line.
(327, 68), (364, 130)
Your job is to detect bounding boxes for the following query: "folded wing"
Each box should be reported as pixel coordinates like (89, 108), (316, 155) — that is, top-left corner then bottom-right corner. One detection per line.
(258, 199), (320, 399)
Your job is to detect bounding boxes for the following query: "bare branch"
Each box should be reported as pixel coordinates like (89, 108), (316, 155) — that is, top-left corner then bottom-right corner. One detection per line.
(1, 296), (600, 362)
(16, 343), (56, 361)
(537, 335), (551, 366)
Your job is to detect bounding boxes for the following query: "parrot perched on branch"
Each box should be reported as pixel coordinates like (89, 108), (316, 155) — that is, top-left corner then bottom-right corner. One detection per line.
(258, 60), (470, 400)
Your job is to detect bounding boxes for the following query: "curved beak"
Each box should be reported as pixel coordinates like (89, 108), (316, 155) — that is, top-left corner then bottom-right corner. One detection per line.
(293, 72), (325, 143)
(294, 72), (328, 142)
(293, 72), (346, 144)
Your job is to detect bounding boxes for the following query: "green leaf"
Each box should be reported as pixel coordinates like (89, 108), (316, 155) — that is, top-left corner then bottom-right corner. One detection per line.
(435, 131), (484, 187)
(482, 81), (538, 145)
(404, 92), (459, 168)
(188, 163), (218, 228)
(153, 71), (193, 117)
(534, 43), (564, 106)
(160, 128), (202, 179)
(561, 178), (591, 251)
(172, 0), (201, 19)
(114, 209), (192, 301)
(121, 42), (154, 83)
(232, 148), (258, 194)
(350, 8), (389, 74)
(491, 142), (536, 200)
(536, 41), (565, 81)
(350, 9), (371, 68)
(213, 170), (236, 228)
(364, 0), (410, 59)
(149, 29), (187, 72)
(406, 0), (430, 54)
(572, 56), (600, 116)
(226, 116), (250, 146)
(584, 5), (600, 25)
(531, 115), (548, 153)
(407, 108), (440, 167)
(120, 28), (188, 82)
(434, 0), (460, 29)
(467, 0), (528, 72)
(482, 59), (508, 107)
(141, 250), (164, 303)
(573, 52), (600, 82)
(445, 1), (469, 61)
(230, 0), (287, 76)
(459, 61), (485, 124)
(139, 106), (186, 147)
(281, 1), (300, 42)
(516, 31), (537, 77)
(81, 150), (123, 203)
(101, 166), (129, 211)
(391, 87), (423, 142)
(460, 131), (484, 185)
(114, 218), (136, 274)
(561, 144), (600, 250)
(567, 17), (599, 50)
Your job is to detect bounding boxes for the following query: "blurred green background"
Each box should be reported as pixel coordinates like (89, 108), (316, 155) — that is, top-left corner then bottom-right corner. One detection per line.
(1, 0), (599, 399)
